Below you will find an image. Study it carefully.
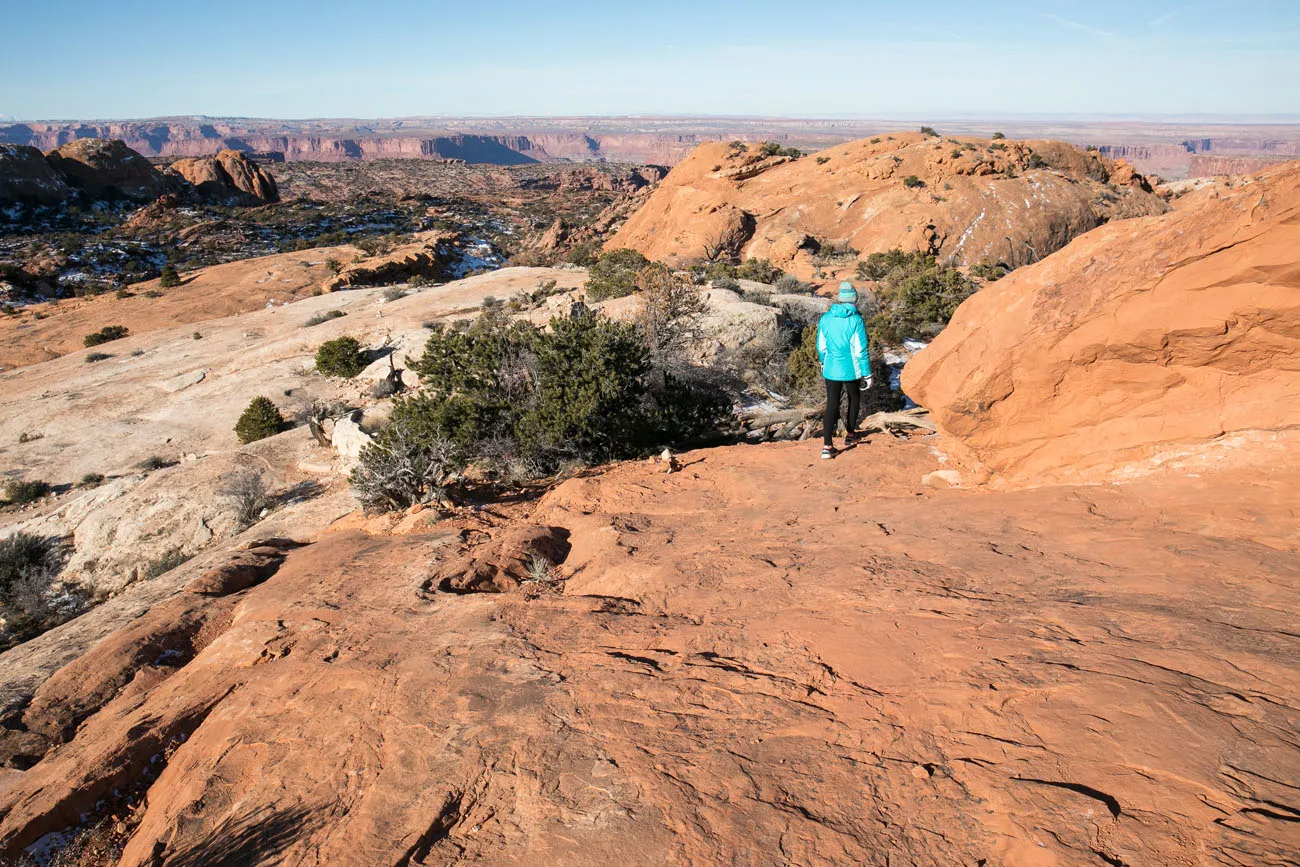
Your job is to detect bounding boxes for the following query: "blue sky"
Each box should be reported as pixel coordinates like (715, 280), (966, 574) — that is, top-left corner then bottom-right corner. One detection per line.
(2, 0), (1298, 120)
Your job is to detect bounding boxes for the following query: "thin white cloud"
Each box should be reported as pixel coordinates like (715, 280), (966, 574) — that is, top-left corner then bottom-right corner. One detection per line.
(1148, 8), (1184, 29)
(1041, 13), (1116, 39)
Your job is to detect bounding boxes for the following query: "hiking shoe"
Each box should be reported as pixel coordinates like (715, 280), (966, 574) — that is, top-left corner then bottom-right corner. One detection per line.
(821, 446), (836, 460)
(844, 432), (862, 447)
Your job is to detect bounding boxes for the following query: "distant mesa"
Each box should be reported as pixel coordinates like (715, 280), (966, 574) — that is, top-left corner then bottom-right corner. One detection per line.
(904, 158), (1300, 487)
(607, 134), (1168, 277)
(0, 138), (279, 207)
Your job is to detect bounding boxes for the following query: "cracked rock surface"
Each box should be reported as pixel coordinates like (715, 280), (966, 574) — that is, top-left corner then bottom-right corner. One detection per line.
(1, 437), (1296, 865)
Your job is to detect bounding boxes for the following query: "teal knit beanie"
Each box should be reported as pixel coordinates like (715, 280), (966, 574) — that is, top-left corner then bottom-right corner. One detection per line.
(837, 281), (858, 303)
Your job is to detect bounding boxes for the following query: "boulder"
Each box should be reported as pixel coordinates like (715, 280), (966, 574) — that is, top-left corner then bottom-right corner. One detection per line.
(431, 525), (571, 594)
(902, 158), (1300, 487)
(330, 413), (372, 461)
(166, 150), (278, 205)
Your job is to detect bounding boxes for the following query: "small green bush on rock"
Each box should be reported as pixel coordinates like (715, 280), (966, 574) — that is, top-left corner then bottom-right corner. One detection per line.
(83, 325), (129, 347)
(235, 396), (286, 444)
(158, 264), (181, 288)
(4, 479), (51, 506)
(584, 249), (651, 302)
(314, 336), (366, 378)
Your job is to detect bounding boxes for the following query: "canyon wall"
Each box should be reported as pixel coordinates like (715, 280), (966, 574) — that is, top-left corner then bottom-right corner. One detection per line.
(0, 123), (712, 166)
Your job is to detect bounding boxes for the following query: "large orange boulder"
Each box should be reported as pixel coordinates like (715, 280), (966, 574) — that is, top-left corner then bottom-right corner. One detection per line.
(607, 134), (1168, 278)
(902, 159), (1300, 487)
(167, 149), (279, 204)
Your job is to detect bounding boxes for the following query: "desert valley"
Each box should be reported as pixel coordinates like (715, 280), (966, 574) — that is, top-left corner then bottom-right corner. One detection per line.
(1, 5), (1299, 864)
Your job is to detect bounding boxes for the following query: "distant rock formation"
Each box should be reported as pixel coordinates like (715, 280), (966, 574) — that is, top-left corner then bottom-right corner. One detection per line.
(0, 143), (68, 205)
(608, 134), (1169, 278)
(903, 157), (1300, 487)
(0, 138), (280, 207)
(166, 149), (279, 204)
(44, 138), (169, 202)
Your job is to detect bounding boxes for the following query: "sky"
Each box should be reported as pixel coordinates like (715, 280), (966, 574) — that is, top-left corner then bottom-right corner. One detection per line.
(2, 0), (1298, 121)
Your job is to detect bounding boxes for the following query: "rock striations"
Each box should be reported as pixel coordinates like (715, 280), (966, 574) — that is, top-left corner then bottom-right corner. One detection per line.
(608, 134), (1168, 278)
(903, 158), (1300, 487)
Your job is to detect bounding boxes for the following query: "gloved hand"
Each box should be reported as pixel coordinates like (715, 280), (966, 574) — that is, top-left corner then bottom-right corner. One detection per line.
(859, 376), (873, 391)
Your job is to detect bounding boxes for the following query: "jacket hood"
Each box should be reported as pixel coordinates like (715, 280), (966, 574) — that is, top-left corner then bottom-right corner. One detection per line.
(827, 303), (858, 318)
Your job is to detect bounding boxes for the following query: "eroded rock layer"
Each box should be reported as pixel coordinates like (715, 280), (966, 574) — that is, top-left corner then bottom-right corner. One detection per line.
(0, 441), (1296, 865)
(903, 158), (1300, 487)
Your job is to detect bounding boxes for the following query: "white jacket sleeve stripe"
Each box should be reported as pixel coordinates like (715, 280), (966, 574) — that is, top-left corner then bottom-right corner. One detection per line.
(849, 330), (865, 378)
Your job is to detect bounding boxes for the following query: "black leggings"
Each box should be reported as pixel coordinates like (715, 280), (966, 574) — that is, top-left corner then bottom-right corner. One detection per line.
(824, 379), (860, 446)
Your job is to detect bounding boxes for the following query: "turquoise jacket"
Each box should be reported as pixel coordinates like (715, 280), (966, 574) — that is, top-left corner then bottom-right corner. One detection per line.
(816, 303), (870, 381)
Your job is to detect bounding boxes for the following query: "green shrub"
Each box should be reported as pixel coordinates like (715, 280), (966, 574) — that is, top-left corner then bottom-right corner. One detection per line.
(735, 258), (785, 284)
(774, 274), (813, 295)
(971, 261), (1011, 282)
(315, 336), (366, 378)
(704, 261), (737, 280)
(235, 396), (286, 444)
(84, 352), (110, 363)
(305, 309), (346, 327)
(564, 239), (603, 266)
(3, 479), (51, 506)
(786, 325), (822, 394)
(351, 409), (466, 512)
(374, 308), (731, 506)
(137, 455), (169, 471)
(854, 250), (976, 343)
(816, 156), (830, 165)
(713, 276), (741, 292)
(920, 126), (939, 137)
(1026, 152), (1048, 170)
(79, 473), (105, 487)
(143, 548), (191, 580)
(324, 258), (342, 274)
(158, 264), (181, 288)
(902, 175), (925, 189)
(760, 141), (782, 156)
(83, 325), (129, 347)
(992, 131), (1006, 140)
(584, 248), (651, 302)
(115, 288), (131, 299)
(0, 532), (58, 596)
(564, 240), (602, 267)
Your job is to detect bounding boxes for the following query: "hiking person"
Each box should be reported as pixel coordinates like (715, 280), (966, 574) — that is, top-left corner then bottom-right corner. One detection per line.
(816, 281), (871, 460)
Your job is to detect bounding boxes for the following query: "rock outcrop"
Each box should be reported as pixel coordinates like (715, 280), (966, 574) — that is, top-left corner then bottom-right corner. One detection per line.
(0, 138), (279, 208)
(902, 158), (1300, 487)
(166, 149), (279, 204)
(608, 135), (1169, 278)
(319, 231), (462, 292)
(0, 144), (69, 205)
(44, 138), (172, 202)
(1, 438), (1297, 864)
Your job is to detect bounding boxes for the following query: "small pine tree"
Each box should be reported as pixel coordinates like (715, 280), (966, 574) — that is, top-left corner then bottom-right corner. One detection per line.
(158, 265), (181, 288)
(992, 131), (1006, 140)
(919, 126), (939, 137)
(234, 396), (285, 444)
